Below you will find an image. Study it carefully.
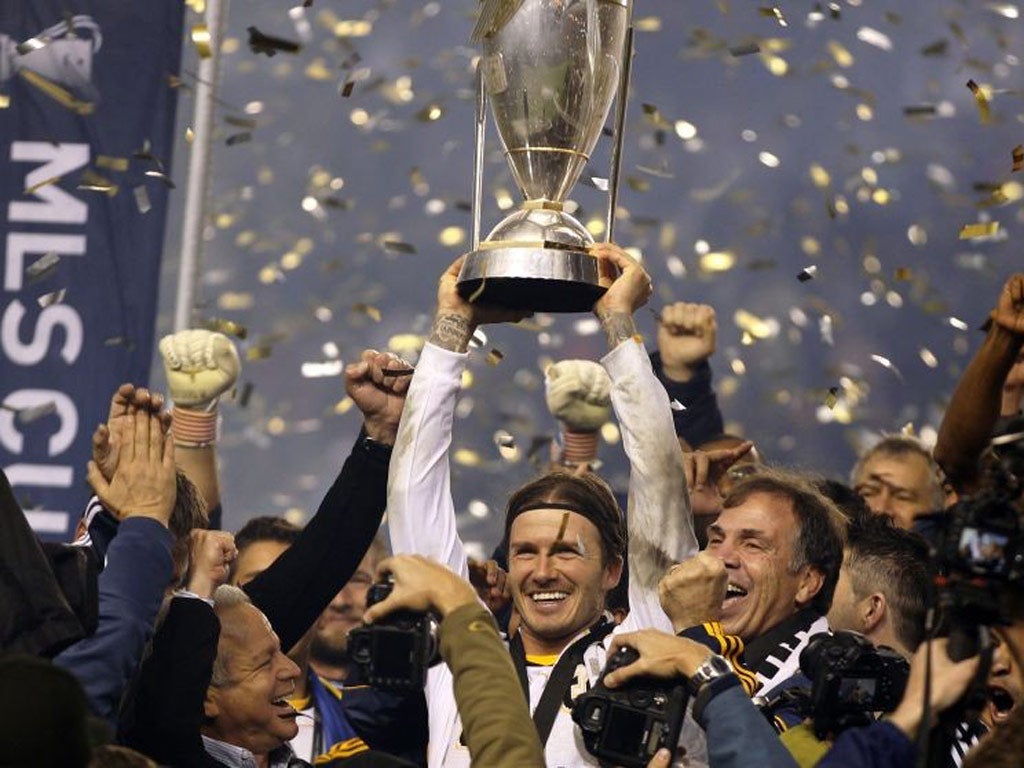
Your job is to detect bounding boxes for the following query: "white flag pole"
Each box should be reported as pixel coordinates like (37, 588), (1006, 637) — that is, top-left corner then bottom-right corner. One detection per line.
(173, 0), (228, 331)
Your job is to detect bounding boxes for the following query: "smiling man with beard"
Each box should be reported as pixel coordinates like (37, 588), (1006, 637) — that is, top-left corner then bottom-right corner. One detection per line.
(305, 538), (386, 680)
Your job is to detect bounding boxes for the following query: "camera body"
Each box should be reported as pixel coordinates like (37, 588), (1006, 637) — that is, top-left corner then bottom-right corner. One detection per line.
(347, 579), (440, 691)
(572, 647), (688, 768)
(932, 463), (1023, 659)
(799, 631), (909, 739)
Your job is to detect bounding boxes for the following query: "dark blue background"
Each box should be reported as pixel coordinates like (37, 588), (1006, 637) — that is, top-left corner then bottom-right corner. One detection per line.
(1, 1), (183, 538)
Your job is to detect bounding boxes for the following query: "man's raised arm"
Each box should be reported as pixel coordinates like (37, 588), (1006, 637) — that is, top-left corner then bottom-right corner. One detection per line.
(934, 273), (1024, 493)
(387, 255), (528, 577)
(590, 243), (695, 631)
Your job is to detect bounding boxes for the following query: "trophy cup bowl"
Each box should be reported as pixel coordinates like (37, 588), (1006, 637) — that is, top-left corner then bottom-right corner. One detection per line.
(457, 0), (631, 312)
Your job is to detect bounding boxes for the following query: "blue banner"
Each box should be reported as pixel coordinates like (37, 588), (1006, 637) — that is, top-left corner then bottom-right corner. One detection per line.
(0, 2), (184, 539)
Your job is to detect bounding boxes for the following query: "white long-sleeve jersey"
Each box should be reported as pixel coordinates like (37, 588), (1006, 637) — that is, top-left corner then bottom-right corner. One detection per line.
(387, 338), (700, 767)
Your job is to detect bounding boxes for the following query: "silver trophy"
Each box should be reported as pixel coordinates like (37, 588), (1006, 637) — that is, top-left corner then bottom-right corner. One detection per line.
(457, 0), (635, 312)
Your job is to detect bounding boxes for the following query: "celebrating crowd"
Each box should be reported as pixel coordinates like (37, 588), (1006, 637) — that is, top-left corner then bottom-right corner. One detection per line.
(3, 245), (1024, 768)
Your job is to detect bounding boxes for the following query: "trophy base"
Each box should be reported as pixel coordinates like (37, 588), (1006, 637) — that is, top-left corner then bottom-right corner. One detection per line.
(457, 245), (612, 312)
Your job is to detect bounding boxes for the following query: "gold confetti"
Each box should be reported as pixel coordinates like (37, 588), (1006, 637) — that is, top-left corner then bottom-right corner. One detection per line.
(96, 156), (130, 172)
(205, 317), (248, 339)
(416, 103), (443, 122)
(226, 132), (252, 146)
(486, 349), (504, 366)
(352, 303), (382, 322)
(641, 103), (672, 129)
(0, 94), (9, 109)
(626, 176), (651, 192)
(1013, 145), (1023, 172)
(966, 80), (992, 124)
(19, 68), (94, 113)
(827, 40), (854, 68)
(24, 175), (61, 196)
(959, 222), (999, 239)
(191, 24), (212, 58)
(825, 387), (839, 409)
(758, 6), (787, 26)
(555, 511), (570, 541)
(246, 344), (273, 361)
(894, 267), (913, 281)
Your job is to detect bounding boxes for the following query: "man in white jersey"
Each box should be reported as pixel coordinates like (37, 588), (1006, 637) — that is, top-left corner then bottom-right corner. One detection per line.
(387, 243), (699, 767)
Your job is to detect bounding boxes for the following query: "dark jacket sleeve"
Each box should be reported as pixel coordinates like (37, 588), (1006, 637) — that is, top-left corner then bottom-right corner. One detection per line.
(244, 433), (391, 652)
(816, 721), (916, 768)
(649, 353), (725, 447)
(118, 596), (220, 768)
(696, 681), (799, 768)
(0, 469), (84, 657)
(54, 516), (173, 724)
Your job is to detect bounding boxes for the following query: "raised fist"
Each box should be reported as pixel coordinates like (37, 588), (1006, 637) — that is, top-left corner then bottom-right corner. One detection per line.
(657, 302), (717, 382)
(159, 329), (241, 408)
(658, 551), (728, 632)
(545, 360), (612, 432)
(345, 349), (412, 445)
(991, 273), (1024, 337)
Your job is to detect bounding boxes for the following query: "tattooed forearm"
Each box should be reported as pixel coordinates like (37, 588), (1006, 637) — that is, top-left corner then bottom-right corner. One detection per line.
(597, 309), (637, 350)
(429, 312), (474, 353)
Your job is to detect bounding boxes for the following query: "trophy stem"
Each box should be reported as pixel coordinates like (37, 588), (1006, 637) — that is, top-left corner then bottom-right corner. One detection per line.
(605, 23), (635, 243)
(471, 61), (488, 251)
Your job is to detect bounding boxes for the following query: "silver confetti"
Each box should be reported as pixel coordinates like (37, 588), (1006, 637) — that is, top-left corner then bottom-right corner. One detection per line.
(26, 252), (60, 283)
(133, 185), (152, 214)
(17, 401), (57, 424)
(870, 354), (904, 382)
(37, 288), (66, 307)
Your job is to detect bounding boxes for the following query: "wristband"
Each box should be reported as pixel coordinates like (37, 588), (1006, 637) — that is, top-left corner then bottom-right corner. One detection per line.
(172, 406), (218, 447)
(561, 427), (599, 466)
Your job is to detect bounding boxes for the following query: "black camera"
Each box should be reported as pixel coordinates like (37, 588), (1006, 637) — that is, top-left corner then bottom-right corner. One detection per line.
(932, 444), (1023, 660)
(347, 579), (440, 691)
(571, 647), (688, 768)
(799, 631), (909, 739)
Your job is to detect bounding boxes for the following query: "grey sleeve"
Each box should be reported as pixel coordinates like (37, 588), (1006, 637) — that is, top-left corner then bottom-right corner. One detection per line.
(698, 685), (798, 768)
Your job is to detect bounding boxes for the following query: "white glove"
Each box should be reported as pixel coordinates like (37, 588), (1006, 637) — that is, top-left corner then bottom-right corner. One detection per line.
(159, 329), (241, 408)
(544, 360), (612, 433)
